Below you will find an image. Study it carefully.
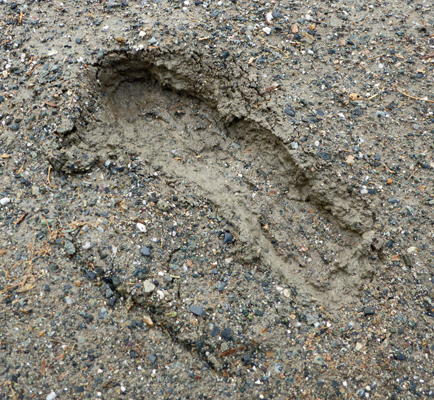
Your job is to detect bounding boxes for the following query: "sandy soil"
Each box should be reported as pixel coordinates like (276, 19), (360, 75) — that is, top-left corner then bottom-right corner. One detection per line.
(1, 0), (434, 399)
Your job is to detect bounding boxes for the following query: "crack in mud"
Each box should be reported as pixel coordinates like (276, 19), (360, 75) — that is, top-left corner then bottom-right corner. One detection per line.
(79, 257), (261, 373)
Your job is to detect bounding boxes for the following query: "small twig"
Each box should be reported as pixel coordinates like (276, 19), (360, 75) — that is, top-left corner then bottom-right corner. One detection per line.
(0, 154), (11, 159)
(42, 214), (53, 237)
(14, 212), (29, 225)
(219, 346), (246, 357)
(394, 85), (434, 103)
(379, 358), (392, 367)
(367, 53), (385, 60)
(0, 276), (29, 294)
(47, 165), (57, 188)
(68, 90), (76, 109)
(367, 93), (381, 100)
(257, 37), (289, 56)
(408, 169), (418, 180)
(359, 63), (379, 78)
(267, 43), (288, 55)
(27, 63), (41, 76)
(384, 164), (396, 174)
(337, 148), (351, 153)
(43, 101), (59, 108)
(17, 160), (25, 174)
(7, 380), (17, 400)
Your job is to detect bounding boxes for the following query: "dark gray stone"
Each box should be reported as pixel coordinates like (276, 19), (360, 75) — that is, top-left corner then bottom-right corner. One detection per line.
(223, 232), (234, 244)
(364, 306), (375, 316)
(149, 354), (157, 364)
(190, 305), (205, 316)
(221, 327), (233, 341)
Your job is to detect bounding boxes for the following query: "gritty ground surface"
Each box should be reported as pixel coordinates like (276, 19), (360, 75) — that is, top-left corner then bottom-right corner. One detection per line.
(1, 0), (434, 399)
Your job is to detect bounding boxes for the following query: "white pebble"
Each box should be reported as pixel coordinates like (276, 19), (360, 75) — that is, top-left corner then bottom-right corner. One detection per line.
(262, 27), (271, 35)
(136, 223), (147, 233)
(46, 391), (56, 400)
(407, 246), (417, 254)
(0, 197), (11, 206)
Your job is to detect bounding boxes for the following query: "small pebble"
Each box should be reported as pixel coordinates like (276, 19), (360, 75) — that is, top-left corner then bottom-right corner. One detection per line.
(313, 355), (325, 366)
(189, 304), (205, 316)
(149, 354), (157, 364)
(221, 327), (233, 341)
(46, 391), (56, 400)
(143, 280), (155, 293)
(223, 232), (234, 244)
(140, 246), (151, 256)
(64, 240), (76, 255)
(364, 306), (375, 316)
(137, 223), (147, 233)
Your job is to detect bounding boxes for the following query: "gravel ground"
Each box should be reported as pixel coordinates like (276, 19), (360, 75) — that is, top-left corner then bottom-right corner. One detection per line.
(1, 0), (434, 399)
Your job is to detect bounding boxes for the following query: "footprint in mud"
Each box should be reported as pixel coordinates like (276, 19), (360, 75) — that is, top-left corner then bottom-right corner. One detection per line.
(50, 53), (380, 307)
